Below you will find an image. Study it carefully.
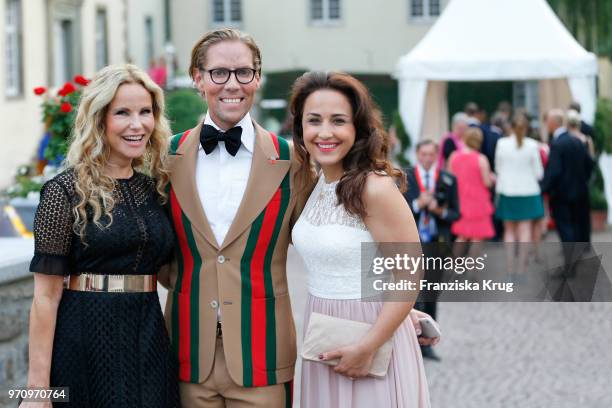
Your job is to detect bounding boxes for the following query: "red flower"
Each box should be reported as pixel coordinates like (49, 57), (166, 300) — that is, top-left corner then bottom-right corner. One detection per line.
(60, 102), (73, 113)
(74, 75), (90, 86)
(33, 87), (47, 95)
(58, 82), (76, 96)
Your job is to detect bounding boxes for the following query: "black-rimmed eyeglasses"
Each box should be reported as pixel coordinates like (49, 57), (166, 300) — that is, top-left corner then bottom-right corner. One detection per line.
(202, 68), (257, 85)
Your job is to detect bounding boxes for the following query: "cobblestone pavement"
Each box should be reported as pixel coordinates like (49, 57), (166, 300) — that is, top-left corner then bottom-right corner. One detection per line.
(423, 302), (612, 408)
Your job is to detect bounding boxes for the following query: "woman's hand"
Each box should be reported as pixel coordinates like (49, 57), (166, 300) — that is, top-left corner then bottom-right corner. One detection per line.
(320, 342), (376, 379)
(409, 309), (441, 346)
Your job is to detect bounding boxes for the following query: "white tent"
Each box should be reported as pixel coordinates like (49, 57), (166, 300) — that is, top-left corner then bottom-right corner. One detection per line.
(394, 0), (598, 158)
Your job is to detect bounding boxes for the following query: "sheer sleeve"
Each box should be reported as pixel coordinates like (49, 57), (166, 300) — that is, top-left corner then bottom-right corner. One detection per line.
(29, 179), (74, 275)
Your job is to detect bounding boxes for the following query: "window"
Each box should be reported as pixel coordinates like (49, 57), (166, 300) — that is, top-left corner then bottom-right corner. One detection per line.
(212, 0), (242, 25)
(95, 9), (108, 70)
(53, 19), (75, 85)
(310, 0), (341, 23)
(5, 0), (23, 97)
(410, 0), (441, 20)
(145, 17), (154, 67)
(513, 81), (539, 125)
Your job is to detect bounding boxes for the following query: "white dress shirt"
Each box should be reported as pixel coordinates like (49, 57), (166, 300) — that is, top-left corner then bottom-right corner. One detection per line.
(411, 164), (437, 213)
(195, 112), (255, 246)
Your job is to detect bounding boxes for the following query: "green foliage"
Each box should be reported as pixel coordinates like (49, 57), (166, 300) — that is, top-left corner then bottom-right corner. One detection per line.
(588, 98), (611, 211)
(594, 98), (612, 154)
(165, 88), (207, 133)
(43, 91), (79, 139)
(45, 136), (69, 163)
(590, 164), (608, 210)
(37, 83), (82, 161)
(0, 165), (44, 199)
(547, 0), (612, 59)
(392, 111), (411, 167)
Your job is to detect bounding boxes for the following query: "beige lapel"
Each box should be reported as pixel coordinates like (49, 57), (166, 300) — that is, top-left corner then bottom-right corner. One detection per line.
(220, 122), (291, 250)
(168, 122), (219, 249)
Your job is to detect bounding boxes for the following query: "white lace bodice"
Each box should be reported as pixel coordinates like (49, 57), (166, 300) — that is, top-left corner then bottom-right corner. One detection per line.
(292, 175), (374, 299)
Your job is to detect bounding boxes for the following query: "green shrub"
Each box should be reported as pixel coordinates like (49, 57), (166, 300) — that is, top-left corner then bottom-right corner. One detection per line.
(392, 111), (411, 167)
(594, 98), (612, 154)
(166, 89), (207, 134)
(590, 164), (608, 210)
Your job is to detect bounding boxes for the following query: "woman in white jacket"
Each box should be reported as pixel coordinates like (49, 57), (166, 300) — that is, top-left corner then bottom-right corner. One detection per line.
(495, 112), (544, 275)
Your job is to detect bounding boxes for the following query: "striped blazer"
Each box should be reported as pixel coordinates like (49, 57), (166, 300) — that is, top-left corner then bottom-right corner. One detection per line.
(160, 121), (308, 388)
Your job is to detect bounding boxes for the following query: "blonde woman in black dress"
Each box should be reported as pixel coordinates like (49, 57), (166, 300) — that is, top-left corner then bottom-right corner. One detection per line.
(22, 64), (178, 407)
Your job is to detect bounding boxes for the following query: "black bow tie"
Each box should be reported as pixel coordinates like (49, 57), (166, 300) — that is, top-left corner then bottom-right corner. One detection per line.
(200, 124), (243, 156)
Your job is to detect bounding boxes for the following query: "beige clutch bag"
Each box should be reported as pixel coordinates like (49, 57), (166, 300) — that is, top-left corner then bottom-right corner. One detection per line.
(301, 312), (393, 378)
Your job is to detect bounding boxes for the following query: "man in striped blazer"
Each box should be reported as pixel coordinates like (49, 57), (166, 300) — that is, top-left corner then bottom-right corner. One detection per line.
(159, 28), (309, 407)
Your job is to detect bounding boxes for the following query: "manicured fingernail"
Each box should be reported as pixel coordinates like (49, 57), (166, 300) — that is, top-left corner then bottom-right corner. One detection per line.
(318, 354), (324, 360)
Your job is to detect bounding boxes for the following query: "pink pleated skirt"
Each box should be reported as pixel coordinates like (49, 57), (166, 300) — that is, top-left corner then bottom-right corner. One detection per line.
(301, 294), (431, 408)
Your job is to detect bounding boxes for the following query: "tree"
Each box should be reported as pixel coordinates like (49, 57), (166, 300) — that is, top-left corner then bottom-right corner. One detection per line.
(547, 0), (612, 59)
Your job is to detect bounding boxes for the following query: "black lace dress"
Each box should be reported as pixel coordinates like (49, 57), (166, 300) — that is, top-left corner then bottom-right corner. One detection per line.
(30, 170), (179, 408)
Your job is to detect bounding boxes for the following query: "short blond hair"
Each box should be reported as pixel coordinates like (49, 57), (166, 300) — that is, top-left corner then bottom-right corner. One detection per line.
(189, 28), (262, 79)
(463, 127), (483, 150)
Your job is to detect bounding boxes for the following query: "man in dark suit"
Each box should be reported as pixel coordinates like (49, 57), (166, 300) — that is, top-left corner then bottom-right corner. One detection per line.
(404, 139), (460, 360)
(541, 109), (594, 244)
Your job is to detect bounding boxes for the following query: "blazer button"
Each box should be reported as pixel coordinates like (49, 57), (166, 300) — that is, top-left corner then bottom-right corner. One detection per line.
(217, 255), (225, 264)
(210, 300), (219, 308)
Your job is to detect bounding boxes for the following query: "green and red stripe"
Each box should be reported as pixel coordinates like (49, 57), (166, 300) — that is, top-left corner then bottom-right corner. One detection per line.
(284, 381), (293, 408)
(240, 134), (291, 386)
(168, 130), (201, 383)
(169, 129), (191, 155)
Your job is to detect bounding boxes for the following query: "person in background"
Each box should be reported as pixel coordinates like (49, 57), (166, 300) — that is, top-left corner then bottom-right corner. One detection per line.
(541, 109), (594, 244)
(448, 127), (495, 243)
(464, 102), (480, 126)
(567, 109), (595, 157)
(494, 112), (544, 276)
(528, 128), (551, 260)
(491, 111), (512, 137)
(438, 112), (469, 170)
(404, 139), (459, 361)
(568, 101), (595, 142)
(148, 56), (168, 88)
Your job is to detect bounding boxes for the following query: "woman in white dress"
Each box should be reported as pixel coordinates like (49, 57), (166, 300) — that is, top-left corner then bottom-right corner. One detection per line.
(289, 71), (433, 407)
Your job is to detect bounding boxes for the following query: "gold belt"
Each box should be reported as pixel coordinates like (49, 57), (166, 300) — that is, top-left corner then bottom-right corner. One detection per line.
(66, 273), (157, 293)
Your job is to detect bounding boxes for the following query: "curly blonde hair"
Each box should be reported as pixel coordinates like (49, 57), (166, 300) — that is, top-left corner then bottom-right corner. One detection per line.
(66, 64), (171, 240)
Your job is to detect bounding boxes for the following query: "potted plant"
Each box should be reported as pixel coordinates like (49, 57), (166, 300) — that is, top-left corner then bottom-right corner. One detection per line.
(591, 98), (612, 231)
(590, 165), (608, 231)
(0, 76), (91, 202)
(34, 75), (90, 168)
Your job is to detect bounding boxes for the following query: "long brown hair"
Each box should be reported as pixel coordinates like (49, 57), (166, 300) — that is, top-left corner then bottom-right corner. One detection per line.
(512, 111), (529, 148)
(289, 71), (405, 219)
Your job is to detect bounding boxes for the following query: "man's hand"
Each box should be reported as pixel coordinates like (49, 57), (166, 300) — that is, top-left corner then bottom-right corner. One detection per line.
(417, 192), (433, 209)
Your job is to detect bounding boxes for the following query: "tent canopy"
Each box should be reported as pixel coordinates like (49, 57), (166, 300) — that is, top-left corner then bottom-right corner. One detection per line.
(396, 0), (597, 81)
(394, 0), (598, 157)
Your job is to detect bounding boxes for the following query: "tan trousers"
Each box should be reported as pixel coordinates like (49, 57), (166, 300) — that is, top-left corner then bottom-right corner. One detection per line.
(180, 338), (292, 408)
